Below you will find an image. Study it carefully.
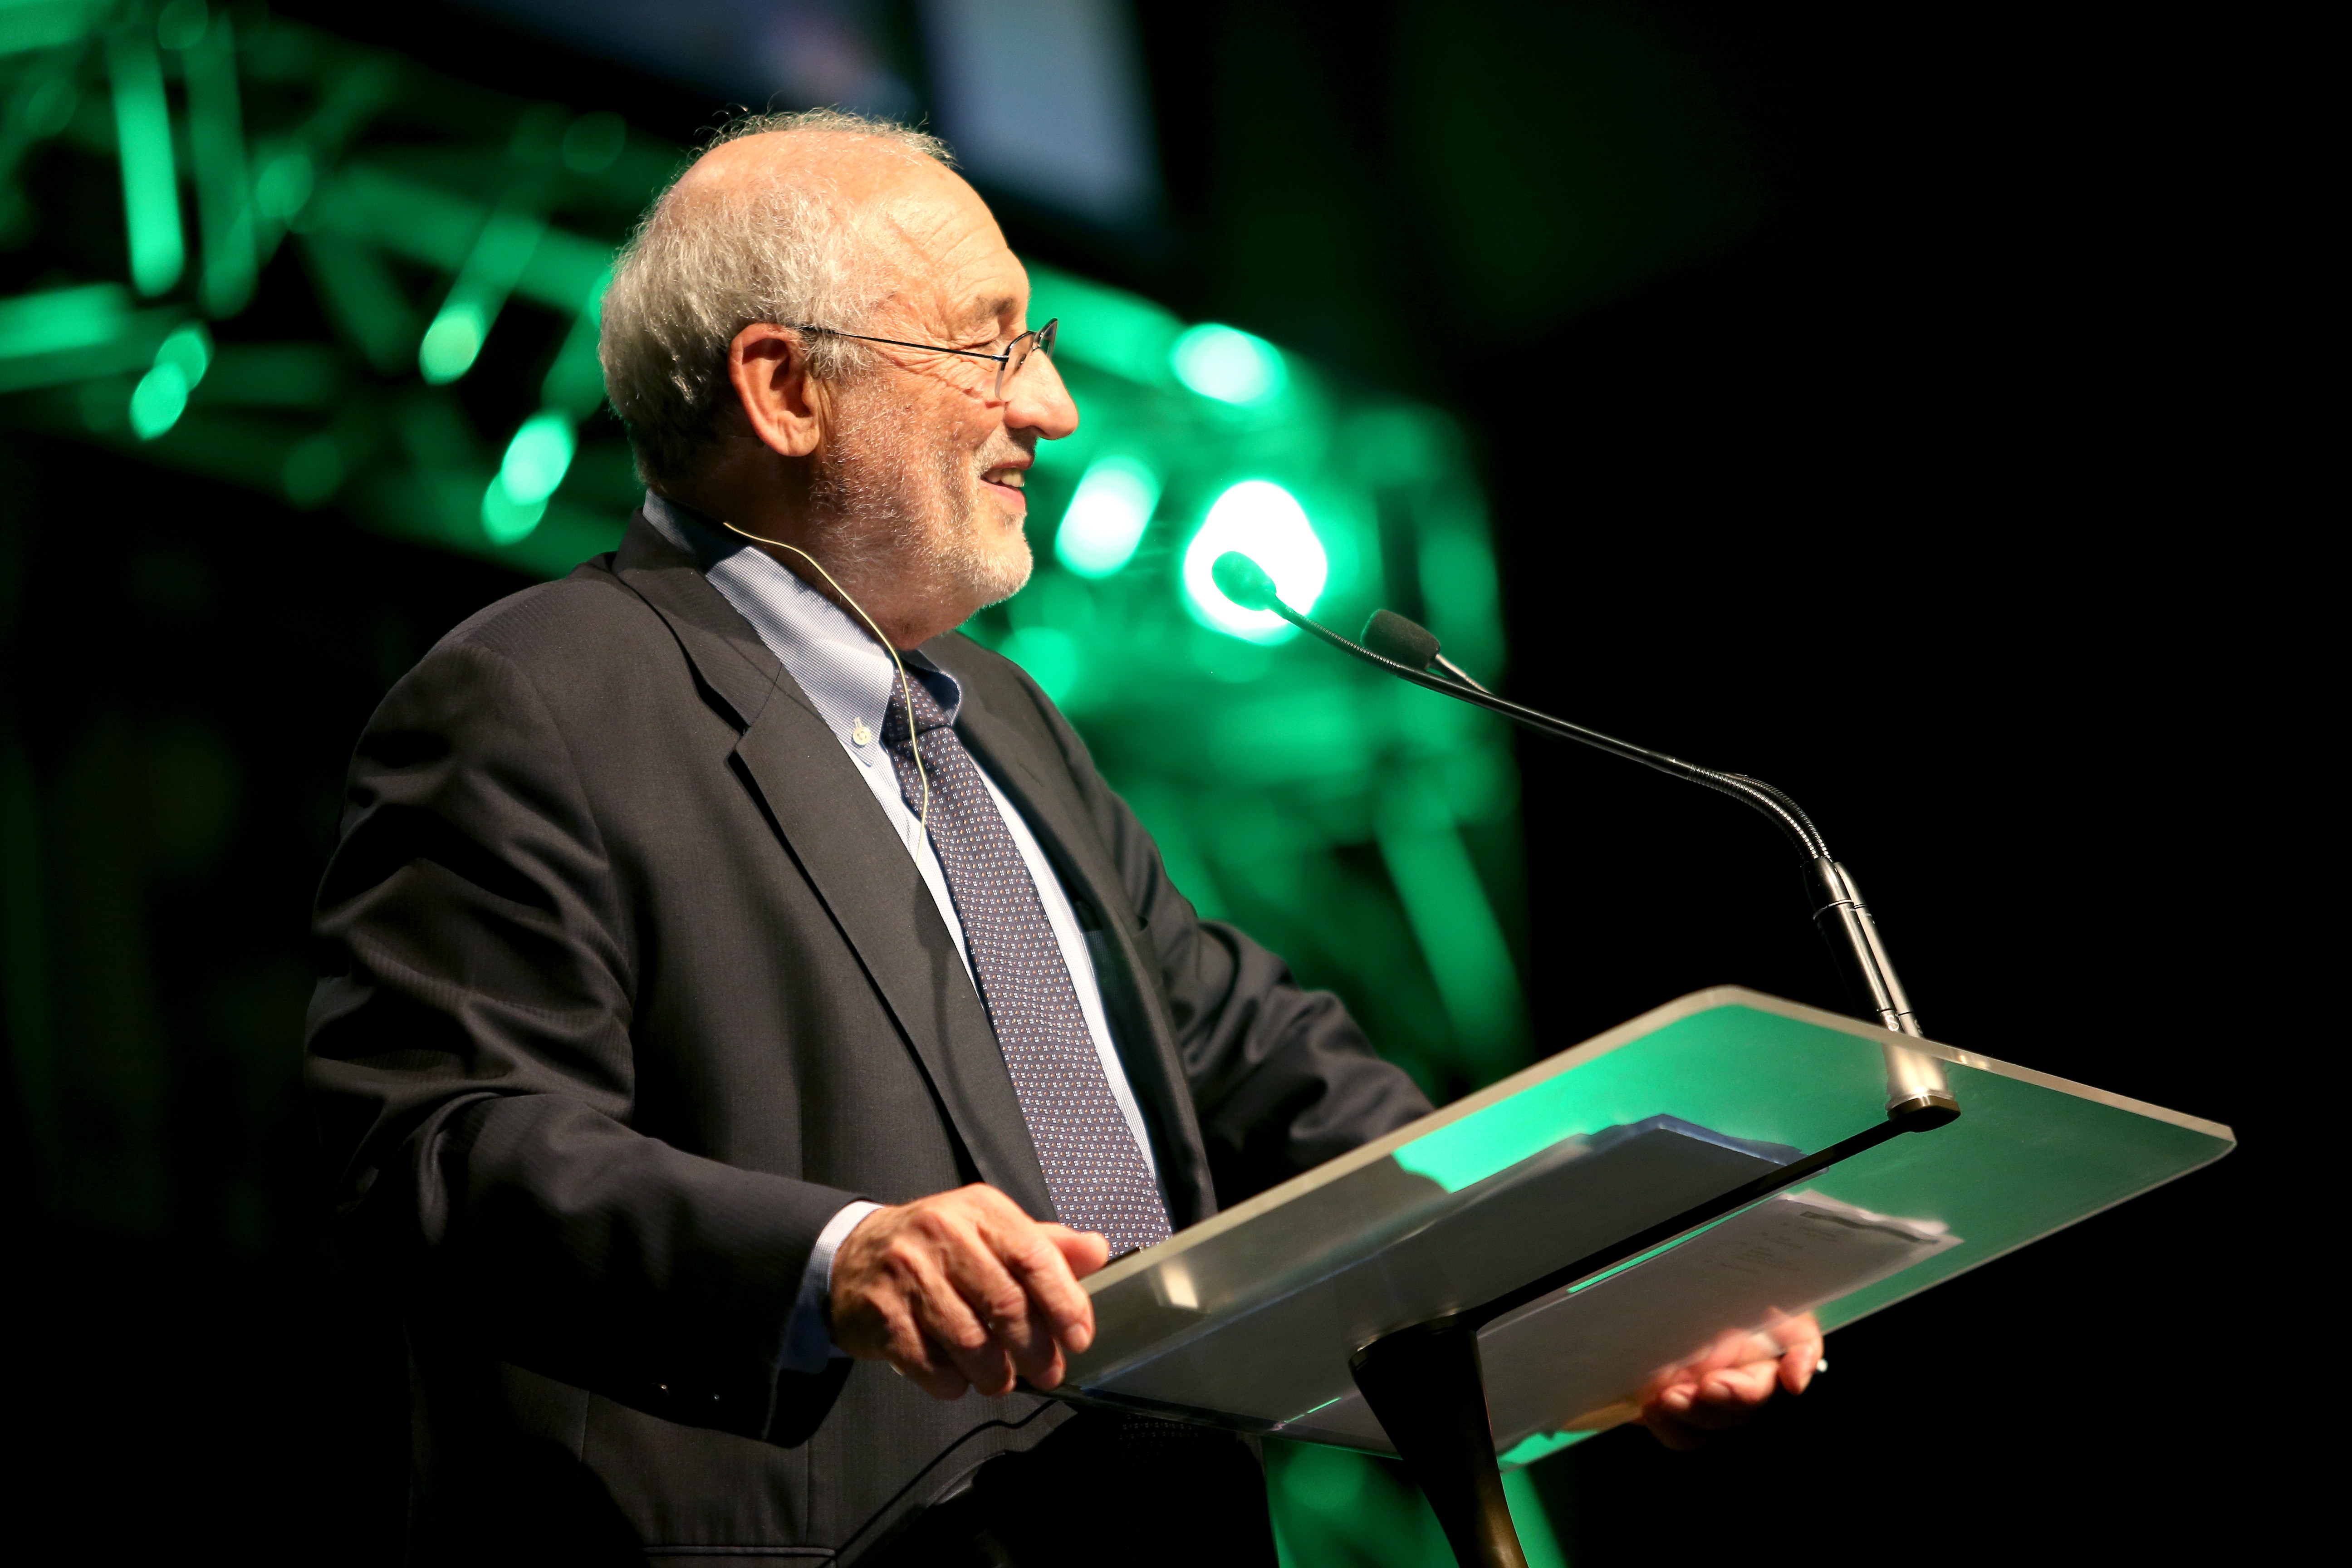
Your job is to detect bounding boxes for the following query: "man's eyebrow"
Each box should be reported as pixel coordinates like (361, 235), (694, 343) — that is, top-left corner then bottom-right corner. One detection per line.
(960, 294), (1019, 329)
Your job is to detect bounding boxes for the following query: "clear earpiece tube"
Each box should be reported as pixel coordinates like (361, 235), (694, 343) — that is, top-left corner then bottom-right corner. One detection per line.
(721, 519), (929, 831)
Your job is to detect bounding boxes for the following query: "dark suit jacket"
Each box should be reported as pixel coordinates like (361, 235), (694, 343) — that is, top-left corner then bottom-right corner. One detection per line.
(305, 510), (1431, 1563)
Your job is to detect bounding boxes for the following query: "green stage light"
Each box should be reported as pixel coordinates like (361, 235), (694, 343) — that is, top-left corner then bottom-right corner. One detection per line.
(180, 6), (257, 318)
(0, 283), (130, 360)
(1183, 480), (1326, 642)
(1171, 323), (1287, 406)
(129, 363), (187, 439)
(481, 484), (546, 545)
(418, 303), (486, 383)
(418, 199), (552, 383)
(483, 410), (575, 544)
(106, 25), (183, 297)
(499, 410), (576, 503)
(126, 321), (210, 440)
(154, 320), (211, 385)
(1054, 455), (1158, 578)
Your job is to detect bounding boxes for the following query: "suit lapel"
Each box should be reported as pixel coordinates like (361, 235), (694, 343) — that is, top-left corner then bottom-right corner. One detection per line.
(934, 640), (1220, 1228)
(611, 514), (1054, 1220)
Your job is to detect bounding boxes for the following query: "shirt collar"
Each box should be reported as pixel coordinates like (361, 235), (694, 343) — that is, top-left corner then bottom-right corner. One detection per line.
(641, 491), (962, 744)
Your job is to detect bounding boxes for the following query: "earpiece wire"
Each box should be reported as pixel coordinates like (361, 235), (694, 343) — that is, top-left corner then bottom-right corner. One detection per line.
(720, 519), (929, 833)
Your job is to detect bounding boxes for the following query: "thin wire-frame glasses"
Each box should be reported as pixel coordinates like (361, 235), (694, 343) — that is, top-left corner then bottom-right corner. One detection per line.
(796, 318), (1058, 400)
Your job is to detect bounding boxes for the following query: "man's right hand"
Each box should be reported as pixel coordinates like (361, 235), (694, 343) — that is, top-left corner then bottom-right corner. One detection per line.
(828, 1185), (1110, 1401)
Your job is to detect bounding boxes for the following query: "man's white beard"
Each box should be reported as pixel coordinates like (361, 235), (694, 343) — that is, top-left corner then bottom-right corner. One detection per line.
(806, 382), (1033, 617)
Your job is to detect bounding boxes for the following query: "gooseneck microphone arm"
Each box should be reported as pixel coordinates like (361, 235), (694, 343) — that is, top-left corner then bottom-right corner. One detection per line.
(1213, 554), (1955, 1126)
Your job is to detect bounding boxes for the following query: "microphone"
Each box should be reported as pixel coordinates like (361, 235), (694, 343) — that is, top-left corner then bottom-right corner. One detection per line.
(1210, 551), (1956, 1128)
(1362, 608), (1489, 694)
(1209, 550), (1279, 612)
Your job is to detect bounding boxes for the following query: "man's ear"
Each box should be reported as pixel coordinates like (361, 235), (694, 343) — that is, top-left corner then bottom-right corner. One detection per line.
(727, 323), (827, 459)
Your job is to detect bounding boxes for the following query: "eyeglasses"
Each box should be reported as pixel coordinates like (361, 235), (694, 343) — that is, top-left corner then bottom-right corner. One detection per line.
(795, 318), (1058, 400)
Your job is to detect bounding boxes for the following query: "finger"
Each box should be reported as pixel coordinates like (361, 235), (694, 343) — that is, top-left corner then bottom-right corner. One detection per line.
(901, 1250), (1019, 1396)
(1688, 1359), (1781, 1417)
(1635, 1327), (1750, 1411)
(929, 1205), (1081, 1390)
(931, 1191), (1093, 1373)
(1679, 1327), (1759, 1378)
(994, 1221), (1099, 1358)
(1774, 1313), (1825, 1394)
(933, 1220), (1050, 1390)
(1048, 1224), (1112, 1278)
(905, 1327), (1000, 1399)
(870, 1296), (960, 1397)
(876, 1230), (997, 1390)
(925, 1304), (1017, 1398)
(949, 1340), (1017, 1397)
(1643, 1359), (1777, 1436)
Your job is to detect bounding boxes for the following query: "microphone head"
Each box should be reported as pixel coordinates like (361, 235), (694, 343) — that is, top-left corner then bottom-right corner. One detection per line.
(1361, 608), (1441, 669)
(1211, 551), (1281, 611)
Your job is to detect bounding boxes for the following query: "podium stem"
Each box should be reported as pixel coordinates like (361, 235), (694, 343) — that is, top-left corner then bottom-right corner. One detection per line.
(1349, 1318), (1528, 1568)
(1805, 856), (1959, 1126)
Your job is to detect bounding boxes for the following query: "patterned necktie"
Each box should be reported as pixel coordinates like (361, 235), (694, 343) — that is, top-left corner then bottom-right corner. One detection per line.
(883, 677), (1171, 1258)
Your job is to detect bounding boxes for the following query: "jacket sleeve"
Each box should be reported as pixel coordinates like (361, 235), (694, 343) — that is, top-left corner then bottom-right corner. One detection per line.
(304, 639), (853, 1445)
(1014, 673), (1436, 1206)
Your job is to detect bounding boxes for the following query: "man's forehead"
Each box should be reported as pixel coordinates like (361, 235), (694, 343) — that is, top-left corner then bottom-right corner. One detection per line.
(873, 208), (1026, 327)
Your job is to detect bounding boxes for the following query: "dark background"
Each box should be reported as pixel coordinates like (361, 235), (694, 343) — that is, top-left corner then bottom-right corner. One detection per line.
(5, 2), (2288, 1560)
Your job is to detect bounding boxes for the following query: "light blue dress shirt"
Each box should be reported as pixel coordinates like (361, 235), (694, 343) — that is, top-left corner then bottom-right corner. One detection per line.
(642, 494), (1160, 1371)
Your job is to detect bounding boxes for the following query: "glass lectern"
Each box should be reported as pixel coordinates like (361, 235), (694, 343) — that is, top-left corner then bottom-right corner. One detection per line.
(1047, 987), (2234, 1567)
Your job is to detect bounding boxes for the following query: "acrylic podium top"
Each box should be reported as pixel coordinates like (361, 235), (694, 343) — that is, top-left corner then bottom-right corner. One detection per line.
(1056, 987), (2233, 1466)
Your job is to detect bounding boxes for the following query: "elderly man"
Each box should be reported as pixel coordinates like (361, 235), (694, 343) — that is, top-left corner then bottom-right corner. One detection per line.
(305, 110), (1816, 1565)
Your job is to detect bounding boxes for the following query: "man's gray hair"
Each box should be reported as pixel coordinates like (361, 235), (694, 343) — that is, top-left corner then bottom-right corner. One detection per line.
(599, 108), (956, 493)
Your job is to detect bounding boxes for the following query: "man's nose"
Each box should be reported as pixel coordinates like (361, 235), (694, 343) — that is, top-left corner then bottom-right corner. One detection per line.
(1004, 351), (1079, 441)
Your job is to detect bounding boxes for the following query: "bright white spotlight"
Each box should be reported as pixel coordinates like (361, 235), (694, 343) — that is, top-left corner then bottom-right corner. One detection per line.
(1055, 456), (1159, 578)
(1182, 480), (1326, 642)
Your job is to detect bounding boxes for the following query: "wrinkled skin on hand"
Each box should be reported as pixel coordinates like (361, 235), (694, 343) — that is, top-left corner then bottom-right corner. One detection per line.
(828, 1184), (1111, 1401)
(1636, 1313), (1824, 1450)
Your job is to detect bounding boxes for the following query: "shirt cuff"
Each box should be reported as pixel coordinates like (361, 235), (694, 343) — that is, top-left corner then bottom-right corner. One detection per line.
(779, 1199), (884, 1375)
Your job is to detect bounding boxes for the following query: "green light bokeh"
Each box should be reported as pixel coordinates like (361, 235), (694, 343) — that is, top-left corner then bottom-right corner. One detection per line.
(1172, 321), (1288, 405)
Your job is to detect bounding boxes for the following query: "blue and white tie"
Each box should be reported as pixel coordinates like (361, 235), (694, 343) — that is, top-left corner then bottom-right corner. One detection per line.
(884, 679), (1171, 1258)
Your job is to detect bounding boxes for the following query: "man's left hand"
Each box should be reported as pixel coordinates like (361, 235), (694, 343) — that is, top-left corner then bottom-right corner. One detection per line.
(1635, 1313), (1823, 1450)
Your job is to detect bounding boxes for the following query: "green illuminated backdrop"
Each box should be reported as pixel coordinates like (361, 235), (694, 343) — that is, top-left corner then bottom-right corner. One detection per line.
(0, 4), (1547, 1562)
